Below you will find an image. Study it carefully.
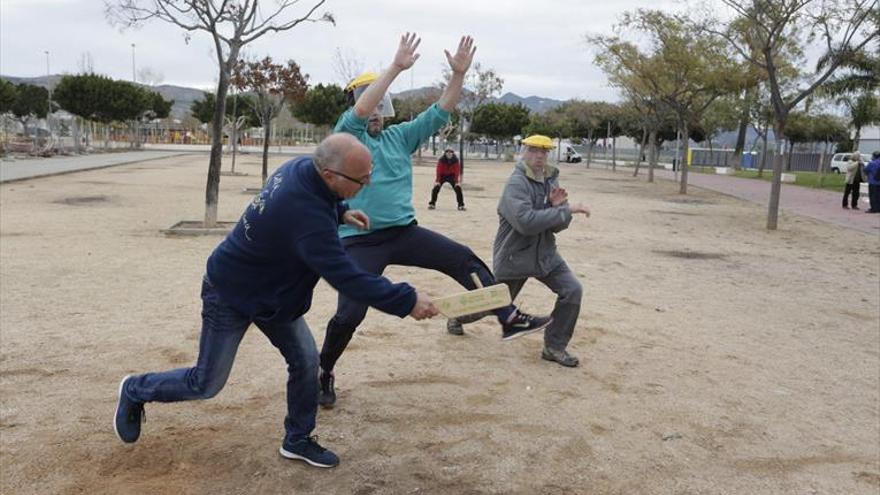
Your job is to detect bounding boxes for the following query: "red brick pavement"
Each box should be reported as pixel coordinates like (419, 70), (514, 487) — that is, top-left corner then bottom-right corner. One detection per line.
(651, 169), (879, 234)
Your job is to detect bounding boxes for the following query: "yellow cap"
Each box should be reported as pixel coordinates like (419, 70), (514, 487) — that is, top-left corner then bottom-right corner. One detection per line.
(345, 72), (379, 92)
(522, 135), (555, 150)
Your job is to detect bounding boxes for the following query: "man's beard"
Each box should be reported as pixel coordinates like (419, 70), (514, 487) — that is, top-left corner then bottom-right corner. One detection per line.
(367, 122), (382, 137)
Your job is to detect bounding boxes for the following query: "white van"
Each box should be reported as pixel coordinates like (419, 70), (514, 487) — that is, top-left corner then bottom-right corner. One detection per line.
(557, 141), (582, 163)
(830, 152), (871, 173)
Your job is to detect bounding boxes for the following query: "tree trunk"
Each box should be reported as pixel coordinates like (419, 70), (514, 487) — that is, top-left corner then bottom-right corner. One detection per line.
(611, 135), (617, 172)
(634, 127), (647, 177)
(679, 121), (689, 194)
(816, 141), (827, 188)
(73, 117), (81, 154)
(647, 129), (657, 183)
(205, 51), (236, 228)
(230, 95), (239, 175)
(853, 125), (862, 150)
(262, 118), (271, 186)
(732, 89), (750, 171)
(758, 132), (768, 178)
(766, 121), (787, 230)
(708, 137), (714, 166)
(585, 132), (593, 168)
(459, 132), (465, 179)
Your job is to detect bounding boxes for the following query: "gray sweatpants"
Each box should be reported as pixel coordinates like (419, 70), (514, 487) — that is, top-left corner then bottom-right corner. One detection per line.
(454, 261), (582, 351)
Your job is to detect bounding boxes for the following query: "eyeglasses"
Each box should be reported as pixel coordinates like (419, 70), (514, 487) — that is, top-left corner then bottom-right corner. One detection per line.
(326, 169), (371, 187)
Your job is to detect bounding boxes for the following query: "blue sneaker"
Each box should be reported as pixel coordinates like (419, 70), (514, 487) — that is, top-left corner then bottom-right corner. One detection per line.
(279, 436), (339, 468)
(114, 375), (145, 443)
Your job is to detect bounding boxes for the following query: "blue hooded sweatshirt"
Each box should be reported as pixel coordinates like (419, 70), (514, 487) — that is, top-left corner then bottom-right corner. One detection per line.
(207, 157), (417, 324)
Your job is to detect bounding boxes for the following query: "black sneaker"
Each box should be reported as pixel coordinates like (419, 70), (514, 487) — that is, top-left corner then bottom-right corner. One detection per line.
(318, 368), (336, 409)
(114, 375), (145, 443)
(447, 318), (464, 335)
(542, 347), (580, 367)
(501, 311), (551, 341)
(428, 203), (436, 210)
(457, 205), (466, 211)
(279, 435), (339, 468)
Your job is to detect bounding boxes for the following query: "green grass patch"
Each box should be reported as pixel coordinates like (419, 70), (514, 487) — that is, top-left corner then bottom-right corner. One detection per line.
(732, 169), (846, 191)
(686, 164), (846, 191)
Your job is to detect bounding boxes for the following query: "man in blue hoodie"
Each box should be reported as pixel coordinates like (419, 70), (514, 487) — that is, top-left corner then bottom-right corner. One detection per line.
(113, 133), (438, 469)
(864, 151), (880, 213)
(319, 34), (551, 409)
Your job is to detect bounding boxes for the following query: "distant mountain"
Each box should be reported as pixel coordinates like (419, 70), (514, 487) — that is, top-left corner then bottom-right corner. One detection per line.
(391, 87), (443, 101)
(391, 86), (565, 114)
(1, 74), (206, 120)
(495, 92), (564, 114)
(149, 84), (208, 119)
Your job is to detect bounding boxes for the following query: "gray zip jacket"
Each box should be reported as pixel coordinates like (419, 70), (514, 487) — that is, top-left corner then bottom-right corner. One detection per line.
(493, 160), (573, 280)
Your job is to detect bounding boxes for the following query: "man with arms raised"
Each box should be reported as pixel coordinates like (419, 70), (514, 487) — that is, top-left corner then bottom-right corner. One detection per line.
(320, 34), (551, 408)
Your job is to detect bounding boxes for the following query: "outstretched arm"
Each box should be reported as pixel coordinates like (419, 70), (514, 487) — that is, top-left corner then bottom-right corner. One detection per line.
(353, 33), (421, 119)
(437, 36), (476, 113)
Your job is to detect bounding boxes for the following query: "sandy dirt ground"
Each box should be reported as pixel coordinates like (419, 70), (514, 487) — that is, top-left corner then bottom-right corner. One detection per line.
(1, 153), (878, 494)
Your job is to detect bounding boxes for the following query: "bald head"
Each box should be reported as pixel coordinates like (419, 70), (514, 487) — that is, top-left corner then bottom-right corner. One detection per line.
(314, 133), (373, 199)
(315, 133), (370, 173)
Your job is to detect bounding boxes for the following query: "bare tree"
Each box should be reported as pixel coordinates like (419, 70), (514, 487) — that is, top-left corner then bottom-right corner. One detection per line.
(590, 10), (740, 193)
(332, 47), (364, 85)
(105, 0), (334, 227)
(77, 52), (96, 74)
(232, 56), (309, 185)
(701, 0), (879, 229)
(439, 62), (503, 169)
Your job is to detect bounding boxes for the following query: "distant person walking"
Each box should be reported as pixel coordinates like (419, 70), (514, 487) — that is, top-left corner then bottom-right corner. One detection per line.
(842, 151), (865, 210)
(429, 148), (465, 211)
(864, 151), (880, 214)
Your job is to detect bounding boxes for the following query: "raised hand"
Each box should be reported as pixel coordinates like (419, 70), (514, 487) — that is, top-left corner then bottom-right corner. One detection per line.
(342, 209), (370, 230)
(444, 35), (476, 75)
(570, 202), (591, 217)
(392, 32), (421, 71)
(549, 187), (568, 206)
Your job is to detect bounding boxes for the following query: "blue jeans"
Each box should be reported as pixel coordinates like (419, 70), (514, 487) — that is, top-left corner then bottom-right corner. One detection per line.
(124, 276), (320, 441)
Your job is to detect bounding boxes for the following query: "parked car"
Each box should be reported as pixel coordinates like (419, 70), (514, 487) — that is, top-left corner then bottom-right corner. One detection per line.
(556, 141), (582, 163)
(830, 152), (871, 173)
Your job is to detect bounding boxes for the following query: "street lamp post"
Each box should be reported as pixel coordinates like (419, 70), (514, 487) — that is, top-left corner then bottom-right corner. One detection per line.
(44, 50), (51, 101)
(131, 43), (138, 148)
(44, 50), (52, 144)
(459, 117), (470, 179)
(131, 43), (137, 83)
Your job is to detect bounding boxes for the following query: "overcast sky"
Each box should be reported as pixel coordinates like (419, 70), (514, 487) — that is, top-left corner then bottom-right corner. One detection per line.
(2, 0), (688, 101)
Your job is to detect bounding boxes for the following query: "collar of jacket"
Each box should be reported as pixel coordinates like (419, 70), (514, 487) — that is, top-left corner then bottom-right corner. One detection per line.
(306, 157), (343, 201)
(516, 159), (559, 183)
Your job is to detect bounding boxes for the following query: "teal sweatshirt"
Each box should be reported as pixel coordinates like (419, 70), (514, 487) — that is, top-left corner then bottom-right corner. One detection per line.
(334, 103), (450, 238)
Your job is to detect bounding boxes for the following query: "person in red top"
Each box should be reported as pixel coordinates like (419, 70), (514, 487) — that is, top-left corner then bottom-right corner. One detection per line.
(429, 148), (465, 211)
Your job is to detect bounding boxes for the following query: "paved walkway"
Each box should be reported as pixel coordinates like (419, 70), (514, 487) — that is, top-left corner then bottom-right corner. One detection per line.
(0, 151), (188, 183)
(648, 167), (879, 234)
(2, 151), (878, 234)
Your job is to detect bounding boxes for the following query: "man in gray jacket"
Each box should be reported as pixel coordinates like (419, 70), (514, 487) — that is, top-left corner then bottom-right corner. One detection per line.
(448, 135), (590, 366)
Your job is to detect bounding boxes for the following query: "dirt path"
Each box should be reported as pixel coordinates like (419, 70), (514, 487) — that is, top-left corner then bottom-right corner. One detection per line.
(1, 154), (878, 494)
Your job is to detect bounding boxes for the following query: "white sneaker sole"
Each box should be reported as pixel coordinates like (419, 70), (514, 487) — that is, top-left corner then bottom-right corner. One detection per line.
(114, 374), (133, 443)
(279, 447), (338, 468)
